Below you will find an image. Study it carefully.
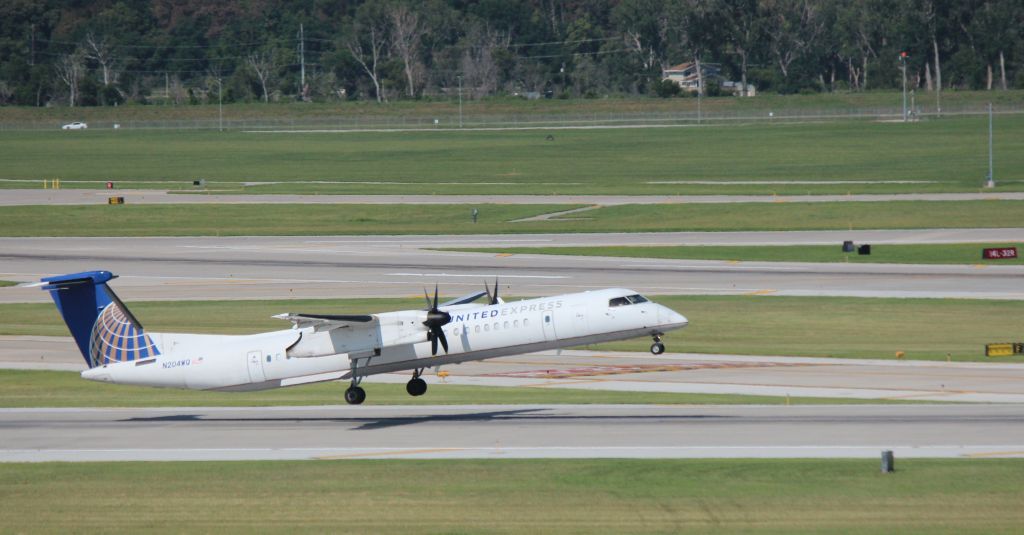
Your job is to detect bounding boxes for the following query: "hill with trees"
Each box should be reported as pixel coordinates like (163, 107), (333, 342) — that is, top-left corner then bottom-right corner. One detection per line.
(0, 0), (1021, 107)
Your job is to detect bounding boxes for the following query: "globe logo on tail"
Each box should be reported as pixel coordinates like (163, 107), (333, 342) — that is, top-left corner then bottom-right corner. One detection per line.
(89, 302), (161, 366)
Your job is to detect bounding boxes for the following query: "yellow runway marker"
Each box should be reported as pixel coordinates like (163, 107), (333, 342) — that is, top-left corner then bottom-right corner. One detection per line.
(495, 253), (514, 258)
(316, 447), (465, 460)
(745, 289), (777, 296)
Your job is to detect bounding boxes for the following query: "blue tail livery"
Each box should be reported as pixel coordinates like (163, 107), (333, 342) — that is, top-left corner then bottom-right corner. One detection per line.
(41, 271), (160, 368)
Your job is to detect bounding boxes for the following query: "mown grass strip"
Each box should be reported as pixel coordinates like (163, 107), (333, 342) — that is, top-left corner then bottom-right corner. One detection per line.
(1, 113), (1022, 195)
(4, 295), (1022, 362)
(1, 200), (1023, 236)
(443, 243), (1024, 265)
(1, 459), (1022, 533)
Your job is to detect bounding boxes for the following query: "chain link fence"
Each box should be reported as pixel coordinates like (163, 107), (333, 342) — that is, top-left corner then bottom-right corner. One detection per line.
(1, 102), (1021, 131)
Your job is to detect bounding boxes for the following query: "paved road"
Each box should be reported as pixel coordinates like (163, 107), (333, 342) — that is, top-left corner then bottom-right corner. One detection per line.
(3, 232), (1023, 302)
(6, 341), (1024, 403)
(3, 404), (1024, 461)
(4, 189), (1024, 206)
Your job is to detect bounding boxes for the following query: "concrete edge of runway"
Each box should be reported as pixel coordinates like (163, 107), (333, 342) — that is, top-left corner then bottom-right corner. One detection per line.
(5, 445), (1024, 462)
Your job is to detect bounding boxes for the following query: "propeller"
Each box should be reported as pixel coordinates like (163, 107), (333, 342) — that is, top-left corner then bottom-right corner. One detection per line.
(422, 284), (451, 355)
(484, 278), (500, 305)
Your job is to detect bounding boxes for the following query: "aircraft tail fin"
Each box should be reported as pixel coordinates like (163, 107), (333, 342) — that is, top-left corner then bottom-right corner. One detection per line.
(41, 271), (160, 368)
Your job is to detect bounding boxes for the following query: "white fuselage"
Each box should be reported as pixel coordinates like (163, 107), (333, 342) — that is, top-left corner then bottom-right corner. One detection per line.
(82, 288), (688, 391)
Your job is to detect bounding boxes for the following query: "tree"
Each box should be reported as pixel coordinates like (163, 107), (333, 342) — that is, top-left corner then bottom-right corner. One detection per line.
(83, 33), (119, 87)
(718, 0), (764, 95)
(613, 0), (671, 74)
(54, 51), (85, 107)
(763, 0), (826, 88)
(389, 3), (423, 98)
(247, 51), (276, 103)
(346, 3), (391, 103)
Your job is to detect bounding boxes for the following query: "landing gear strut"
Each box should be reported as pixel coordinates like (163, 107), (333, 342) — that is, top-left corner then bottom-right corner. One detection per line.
(650, 334), (665, 355)
(406, 368), (427, 397)
(345, 359), (366, 405)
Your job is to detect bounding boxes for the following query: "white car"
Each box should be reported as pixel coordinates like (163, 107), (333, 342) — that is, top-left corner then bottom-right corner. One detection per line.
(61, 122), (88, 130)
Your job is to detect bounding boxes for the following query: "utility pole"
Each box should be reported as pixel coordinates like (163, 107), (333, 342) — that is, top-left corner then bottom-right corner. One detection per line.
(458, 75), (463, 128)
(218, 77), (223, 132)
(298, 23), (305, 95)
(900, 52), (908, 122)
(986, 103), (995, 188)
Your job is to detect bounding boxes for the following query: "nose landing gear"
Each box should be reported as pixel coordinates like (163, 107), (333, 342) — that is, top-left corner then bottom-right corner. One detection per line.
(650, 334), (665, 355)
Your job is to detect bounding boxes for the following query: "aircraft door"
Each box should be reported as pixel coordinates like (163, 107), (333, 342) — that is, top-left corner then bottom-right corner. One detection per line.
(541, 311), (557, 341)
(246, 350), (266, 383)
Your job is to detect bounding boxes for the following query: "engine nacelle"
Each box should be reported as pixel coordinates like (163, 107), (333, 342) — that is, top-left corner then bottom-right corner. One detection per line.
(285, 310), (428, 358)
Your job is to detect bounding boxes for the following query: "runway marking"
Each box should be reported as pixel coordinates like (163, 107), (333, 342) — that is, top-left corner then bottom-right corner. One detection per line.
(315, 447), (465, 460)
(745, 289), (778, 295)
(387, 272), (569, 279)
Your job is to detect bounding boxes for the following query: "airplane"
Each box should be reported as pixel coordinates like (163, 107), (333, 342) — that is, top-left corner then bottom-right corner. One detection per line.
(41, 270), (688, 405)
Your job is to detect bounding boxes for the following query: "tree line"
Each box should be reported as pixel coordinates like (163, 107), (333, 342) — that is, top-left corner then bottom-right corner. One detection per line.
(0, 0), (1021, 107)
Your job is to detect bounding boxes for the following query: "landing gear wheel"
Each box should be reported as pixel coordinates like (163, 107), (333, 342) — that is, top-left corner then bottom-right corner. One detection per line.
(406, 377), (427, 396)
(344, 386), (366, 405)
(650, 342), (665, 355)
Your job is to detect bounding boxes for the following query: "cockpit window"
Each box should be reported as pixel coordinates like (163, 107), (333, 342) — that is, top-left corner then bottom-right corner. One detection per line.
(608, 296), (630, 307)
(609, 294), (649, 307)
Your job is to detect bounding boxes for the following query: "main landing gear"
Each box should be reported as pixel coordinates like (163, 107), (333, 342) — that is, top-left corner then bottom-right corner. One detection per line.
(650, 334), (665, 355)
(406, 368), (427, 397)
(344, 384), (366, 405)
(345, 360), (367, 405)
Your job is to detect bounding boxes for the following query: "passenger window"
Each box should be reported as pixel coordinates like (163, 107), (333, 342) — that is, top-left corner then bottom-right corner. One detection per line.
(475, 325), (480, 333)
(484, 324), (490, 332)
(514, 320), (519, 327)
(524, 319), (529, 327)
(493, 322), (499, 331)
(504, 321), (509, 329)
(545, 316), (550, 323)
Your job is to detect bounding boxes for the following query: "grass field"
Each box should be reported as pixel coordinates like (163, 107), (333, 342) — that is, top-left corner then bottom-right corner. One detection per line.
(1, 200), (1023, 236)
(1, 459), (1022, 533)
(0, 369), (902, 408)
(445, 243), (1024, 265)
(4, 295), (1022, 361)
(2, 114), (1022, 195)
(0, 280), (16, 287)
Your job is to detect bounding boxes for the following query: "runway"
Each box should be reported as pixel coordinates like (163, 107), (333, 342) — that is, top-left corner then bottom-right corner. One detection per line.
(4, 404), (1024, 461)
(6, 341), (1024, 403)
(4, 189), (1024, 206)
(3, 231), (1023, 302)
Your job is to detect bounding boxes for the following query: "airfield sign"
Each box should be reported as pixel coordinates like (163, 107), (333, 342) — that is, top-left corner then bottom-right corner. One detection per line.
(982, 247), (1017, 260)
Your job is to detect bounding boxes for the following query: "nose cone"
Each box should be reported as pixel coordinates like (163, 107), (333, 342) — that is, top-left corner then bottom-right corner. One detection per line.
(660, 307), (688, 330)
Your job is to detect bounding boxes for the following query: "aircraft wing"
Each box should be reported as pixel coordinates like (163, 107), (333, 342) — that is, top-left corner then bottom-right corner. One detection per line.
(273, 313), (376, 332)
(439, 290), (488, 307)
